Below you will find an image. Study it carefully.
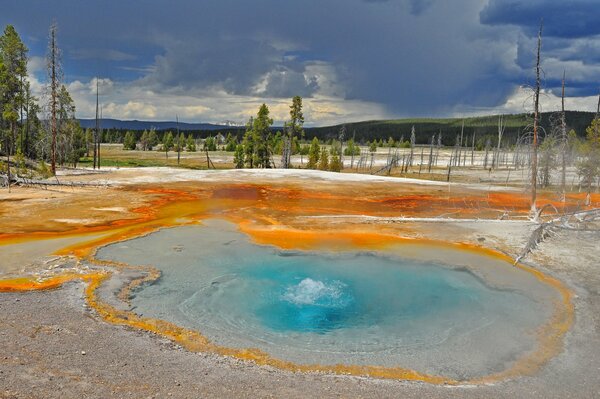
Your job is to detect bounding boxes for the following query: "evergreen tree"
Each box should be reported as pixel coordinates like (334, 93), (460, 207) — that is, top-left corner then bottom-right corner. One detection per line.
(318, 146), (329, 170)
(0, 25), (28, 186)
(163, 131), (174, 158)
(234, 144), (244, 168)
(186, 134), (196, 152)
(369, 140), (377, 153)
(148, 128), (158, 150)
(176, 132), (185, 151)
(225, 132), (237, 152)
(344, 138), (360, 156)
(123, 131), (136, 150)
(252, 104), (274, 168)
(307, 137), (320, 169)
(140, 130), (149, 150)
(282, 96), (304, 168)
(204, 136), (217, 151)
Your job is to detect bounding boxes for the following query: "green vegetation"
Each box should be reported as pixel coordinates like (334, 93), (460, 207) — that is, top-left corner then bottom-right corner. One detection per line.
(0, 23), (84, 181)
(123, 131), (137, 150)
(343, 139), (360, 156)
(304, 112), (596, 146)
(307, 137), (320, 169)
(578, 118), (600, 204)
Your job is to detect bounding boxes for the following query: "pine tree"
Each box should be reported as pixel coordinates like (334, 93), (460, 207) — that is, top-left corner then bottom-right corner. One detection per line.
(307, 137), (320, 169)
(163, 131), (173, 158)
(253, 104), (274, 168)
(148, 129), (158, 150)
(318, 146), (329, 170)
(186, 134), (196, 152)
(140, 130), (149, 150)
(234, 144), (245, 168)
(329, 142), (342, 172)
(282, 96), (304, 168)
(0, 25), (28, 189)
(123, 131), (136, 150)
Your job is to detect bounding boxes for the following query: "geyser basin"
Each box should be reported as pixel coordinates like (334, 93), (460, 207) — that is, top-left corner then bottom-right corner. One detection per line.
(97, 220), (562, 380)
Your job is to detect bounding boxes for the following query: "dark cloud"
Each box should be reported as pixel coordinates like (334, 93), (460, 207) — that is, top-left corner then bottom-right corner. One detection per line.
(482, 1), (600, 98)
(1, 0), (598, 121)
(480, 0), (600, 38)
(363, 0), (438, 15)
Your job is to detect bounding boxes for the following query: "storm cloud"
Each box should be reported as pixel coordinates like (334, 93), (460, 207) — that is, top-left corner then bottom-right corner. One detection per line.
(2, 0), (598, 124)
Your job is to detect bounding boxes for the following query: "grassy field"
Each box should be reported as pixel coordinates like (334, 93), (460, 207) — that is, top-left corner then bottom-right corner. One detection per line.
(80, 144), (234, 169)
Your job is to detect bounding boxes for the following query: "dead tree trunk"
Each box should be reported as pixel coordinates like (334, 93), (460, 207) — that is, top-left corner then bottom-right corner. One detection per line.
(49, 24), (58, 175)
(176, 115), (181, 166)
(494, 115), (505, 169)
(428, 134), (434, 173)
(483, 138), (491, 169)
(94, 78), (99, 169)
(457, 121), (464, 167)
(6, 122), (13, 192)
(409, 126), (415, 170)
(560, 72), (567, 201)
(531, 21), (543, 215)
(97, 106), (102, 169)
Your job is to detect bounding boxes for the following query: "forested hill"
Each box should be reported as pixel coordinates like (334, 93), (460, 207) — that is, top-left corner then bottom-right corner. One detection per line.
(304, 111), (596, 145)
(81, 111), (596, 146)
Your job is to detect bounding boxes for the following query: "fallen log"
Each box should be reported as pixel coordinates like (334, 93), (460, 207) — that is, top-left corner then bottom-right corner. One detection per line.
(1, 174), (111, 188)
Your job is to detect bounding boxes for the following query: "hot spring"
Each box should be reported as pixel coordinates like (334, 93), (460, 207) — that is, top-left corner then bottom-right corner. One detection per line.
(96, 220), (561, 380)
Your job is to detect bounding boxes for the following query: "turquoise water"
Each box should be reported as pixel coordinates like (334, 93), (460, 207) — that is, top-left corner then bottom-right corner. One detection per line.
(221, 252), (484, 334)
(97, 221), (555, 378)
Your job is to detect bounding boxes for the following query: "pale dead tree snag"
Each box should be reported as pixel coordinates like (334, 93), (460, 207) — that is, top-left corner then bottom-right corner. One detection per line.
(560, 71), (568, 202)
(98, 106), (102, 169)
(408, 125), (416, 169)
(493, 115), (505, 169)
(530, 21), (543, 217)
(471, 132), (476, 165)
(427, 133), (435, 173)
(457, 120), (464, 167)
(483, 137), (491, 169)
(93, 78), (99, 169)
(47, 22), (60, 175)
(176, 115), (181, 166)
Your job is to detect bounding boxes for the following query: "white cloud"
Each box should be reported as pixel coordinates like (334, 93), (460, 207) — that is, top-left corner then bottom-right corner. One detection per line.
(453, 85), (599, 117)
(64, 76), (388, 126)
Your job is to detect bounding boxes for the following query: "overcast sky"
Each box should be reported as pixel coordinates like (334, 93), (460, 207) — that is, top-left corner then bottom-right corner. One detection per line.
(3, 0), (599, 126)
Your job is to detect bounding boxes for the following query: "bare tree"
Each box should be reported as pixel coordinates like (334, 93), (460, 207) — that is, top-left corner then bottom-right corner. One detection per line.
(471, 133), (476, 165)
(530, 21), (543, 216)
(559, 72), (568, 201)
(176, 115), (181, 165)
(408, 125), (416, 169)
(47, 22), (61, 175)
(93, 78), (99, 169)
(457, 120), (464, 167)
(493, 115), (505, 169)
(427, 133), (435, 173)
(483, 137), (491, 169)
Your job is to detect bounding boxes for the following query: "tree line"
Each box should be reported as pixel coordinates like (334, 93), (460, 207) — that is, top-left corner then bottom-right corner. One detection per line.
(0, 23), (84, 189)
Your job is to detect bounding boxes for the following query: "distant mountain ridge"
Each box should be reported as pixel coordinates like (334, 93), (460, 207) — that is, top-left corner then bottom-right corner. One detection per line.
(77, 118), (241, 131)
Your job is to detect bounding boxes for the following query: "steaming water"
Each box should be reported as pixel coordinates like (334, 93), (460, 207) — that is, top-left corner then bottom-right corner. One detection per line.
(97, 220), (557, 378)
